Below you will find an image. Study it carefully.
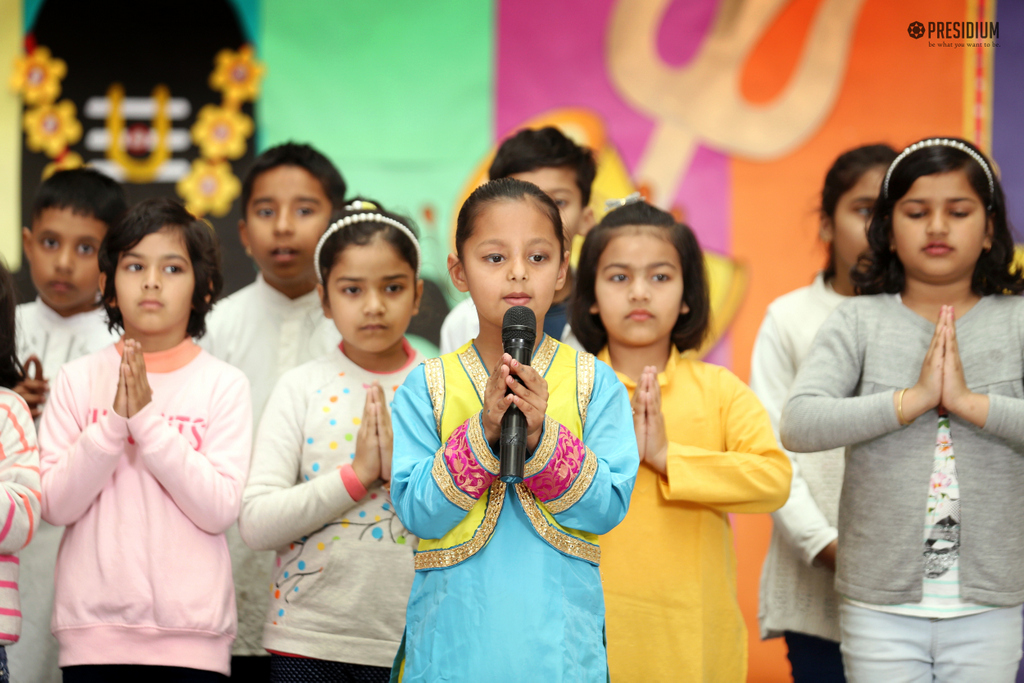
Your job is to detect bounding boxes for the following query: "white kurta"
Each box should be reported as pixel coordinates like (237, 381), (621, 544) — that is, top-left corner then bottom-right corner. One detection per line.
(200, 275), (342, 657)
(11, 300), (118, 683)
(753, 273), (847, 642)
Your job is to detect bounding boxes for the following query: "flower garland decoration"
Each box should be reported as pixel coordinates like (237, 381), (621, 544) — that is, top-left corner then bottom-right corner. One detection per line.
(9, 44), (84, 178)
(178, 45), (264, 217)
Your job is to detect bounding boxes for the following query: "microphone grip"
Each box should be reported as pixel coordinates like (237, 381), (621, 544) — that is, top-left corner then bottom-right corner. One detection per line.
(499, 338), (533, 483)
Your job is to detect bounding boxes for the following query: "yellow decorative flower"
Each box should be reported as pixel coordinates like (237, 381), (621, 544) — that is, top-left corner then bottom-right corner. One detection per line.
(208, 45), (264, 105)
(23, 100), (82, 157)
(176, 159), (241, 217)
(42, 152), (84, 179)
(191, 104), (253, 160)
(9, 46), (66, 105)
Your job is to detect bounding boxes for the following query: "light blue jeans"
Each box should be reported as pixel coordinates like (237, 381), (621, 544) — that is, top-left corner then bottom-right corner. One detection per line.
(840, 602), (1023, 683)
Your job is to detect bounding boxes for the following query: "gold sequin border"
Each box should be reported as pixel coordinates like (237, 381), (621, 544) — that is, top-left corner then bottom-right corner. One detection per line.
(576, 352), (595, 427)
(430, 445), (477, 512)
(413, 482), (506, 570)
(514, 483), (600, 565)
(458, 347), (489, 401)
(544, 446), (598, 515)
(524, 415), (558, 478)
(467, 412), (500, 474)
(423, 357), (445, 438)
(533, 335), (558, 376)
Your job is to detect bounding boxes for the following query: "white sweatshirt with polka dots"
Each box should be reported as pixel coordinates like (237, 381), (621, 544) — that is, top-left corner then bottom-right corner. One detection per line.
(239, 341), (422, 666)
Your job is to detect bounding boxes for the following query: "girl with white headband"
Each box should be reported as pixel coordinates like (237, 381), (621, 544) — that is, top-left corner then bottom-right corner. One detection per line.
(781, 137), (1024, 682)
(239, 199), (424, 683)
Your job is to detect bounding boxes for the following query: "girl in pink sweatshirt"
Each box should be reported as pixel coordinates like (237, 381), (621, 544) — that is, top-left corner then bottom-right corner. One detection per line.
(0, 261), (42, 682)
(39, 199), (252, 682)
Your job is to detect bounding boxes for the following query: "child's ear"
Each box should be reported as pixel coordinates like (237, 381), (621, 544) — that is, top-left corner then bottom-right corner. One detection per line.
(317, 282), (332, 319)
(983, 216), (995, 252)
(21, 227), (33, 260)
(819, 216), (835, 243)
(579, 206), (596, 239)
(97, 272), (115, 308)
(412, 278), (424, 317)
(555, 251), (570, 291)
(680, 299), (690, 315)
(589, 301), (599, 315)
(448, 253), (469, 293)
(238, 218), (252, 257)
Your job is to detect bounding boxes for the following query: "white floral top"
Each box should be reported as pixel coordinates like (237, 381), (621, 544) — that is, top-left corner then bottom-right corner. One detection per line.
(849, 412), (996, 618)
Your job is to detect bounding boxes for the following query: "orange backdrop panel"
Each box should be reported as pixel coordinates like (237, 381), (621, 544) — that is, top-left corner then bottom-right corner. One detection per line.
(730, 1), (966, 680)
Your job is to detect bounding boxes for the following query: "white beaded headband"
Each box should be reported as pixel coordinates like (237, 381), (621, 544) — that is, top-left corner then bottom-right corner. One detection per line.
(883, 138), (995, 208)
(314, 201), (422, 284)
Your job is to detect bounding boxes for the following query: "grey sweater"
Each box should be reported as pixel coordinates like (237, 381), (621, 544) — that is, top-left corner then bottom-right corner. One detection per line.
(781, 294), (1024, 607)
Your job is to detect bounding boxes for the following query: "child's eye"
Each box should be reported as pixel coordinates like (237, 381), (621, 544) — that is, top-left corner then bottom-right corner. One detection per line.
(554, 200), (568, 208)
(652, 273), (669, 282)
(907, 211), (926, 219)
(529, 254), (548, 263)
(256, 208), (274, 219)
(485, 254), (504, 264)
(343, 286), (361, 295)
(125, 263), (142, 272)
(855, 206), (872, 217)
(163, 265), (183, 274)
(385, 284), (404, 293)
(76, 244), (96, 256)
(950, 210), (970, 218)
(610, 274), (627, 282)
(297, 207), (315, 217)
(42, 237), (59, 249)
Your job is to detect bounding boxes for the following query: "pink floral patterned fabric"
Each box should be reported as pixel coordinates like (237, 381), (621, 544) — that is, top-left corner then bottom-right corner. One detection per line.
(443, 421), (495, 500)
(526, 424), (585, 503)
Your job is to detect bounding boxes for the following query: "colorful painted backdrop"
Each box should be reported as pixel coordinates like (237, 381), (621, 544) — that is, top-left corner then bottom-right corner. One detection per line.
(2, 1), (1019, 680)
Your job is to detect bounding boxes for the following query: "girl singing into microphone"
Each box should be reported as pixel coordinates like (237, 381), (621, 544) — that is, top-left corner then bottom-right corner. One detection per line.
(388, 178), (638, 682)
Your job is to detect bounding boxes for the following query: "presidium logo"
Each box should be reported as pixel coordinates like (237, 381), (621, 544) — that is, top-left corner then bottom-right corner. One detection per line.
(908, 19), (1000, 47)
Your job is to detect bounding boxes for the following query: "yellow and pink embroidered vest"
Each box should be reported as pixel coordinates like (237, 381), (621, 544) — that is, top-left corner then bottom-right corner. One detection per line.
(415, 336), (600, 570)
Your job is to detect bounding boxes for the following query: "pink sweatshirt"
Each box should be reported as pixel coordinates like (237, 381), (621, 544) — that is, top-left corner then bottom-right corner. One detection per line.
(38, 339), (252, 675)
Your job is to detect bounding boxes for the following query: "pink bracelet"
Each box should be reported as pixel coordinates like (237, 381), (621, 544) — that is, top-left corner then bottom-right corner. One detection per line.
(340, 463), (369, 500)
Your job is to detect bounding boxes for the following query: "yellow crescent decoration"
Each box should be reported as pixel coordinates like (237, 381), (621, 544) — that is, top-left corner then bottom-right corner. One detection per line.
(105, 83), (172, 183)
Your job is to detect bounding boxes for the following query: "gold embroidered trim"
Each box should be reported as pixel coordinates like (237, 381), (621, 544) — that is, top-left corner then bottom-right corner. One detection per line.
(458, 347), (489, 401)
(423, 357), (445, 438)
(414, 481), (506, 570)
(430, 445), (477, 512)
(514, 483), (600, 565)
(545, 446), (598, 515)
(524, 415), (558, 478)
(576, 352), (595, 427)
(467, 412), (500, 474)
(533, 335), (558, 376)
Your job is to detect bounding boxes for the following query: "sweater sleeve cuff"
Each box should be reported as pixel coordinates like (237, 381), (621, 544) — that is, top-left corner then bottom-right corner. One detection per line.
(92, 411), (130, 453)
(340, 464), (368, 501)
(805, 527), (839, 567)
(126, 401), (168, 450)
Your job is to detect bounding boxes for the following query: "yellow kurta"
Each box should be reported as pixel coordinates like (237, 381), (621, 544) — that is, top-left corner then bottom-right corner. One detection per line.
(599, 347), (792, 682)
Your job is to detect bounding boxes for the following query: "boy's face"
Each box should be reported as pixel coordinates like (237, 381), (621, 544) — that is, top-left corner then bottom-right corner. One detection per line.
(240, 165), (332, 299)
(22, 207), (108, 317)
(508, 166), (595, 242)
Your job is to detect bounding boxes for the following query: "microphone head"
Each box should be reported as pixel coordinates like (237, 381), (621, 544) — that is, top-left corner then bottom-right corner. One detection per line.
(502, 306), (537, 345)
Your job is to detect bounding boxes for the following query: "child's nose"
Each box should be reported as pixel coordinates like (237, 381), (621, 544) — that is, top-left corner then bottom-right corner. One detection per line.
(54, 245), (74, 272)
(274, 210), (295, 235)
(509, 255), (528, 280)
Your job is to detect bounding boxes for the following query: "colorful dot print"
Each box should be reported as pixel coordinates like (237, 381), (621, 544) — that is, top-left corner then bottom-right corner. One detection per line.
(312, 463), (320, 472)
(353, 417), (361, 425)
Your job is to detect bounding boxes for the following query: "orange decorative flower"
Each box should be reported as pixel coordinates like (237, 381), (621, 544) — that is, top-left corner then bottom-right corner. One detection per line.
(9, 46), (67, 105)
(42, 152), (84, 179)
(23, 100), (82, 157)
(177, 159), (241, 217)
(191, 104), (253, 160)
(208, 45), (265, 105)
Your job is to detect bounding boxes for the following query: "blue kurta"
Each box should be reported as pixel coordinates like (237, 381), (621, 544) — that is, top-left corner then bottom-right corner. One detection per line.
(390, 356), (637, 682)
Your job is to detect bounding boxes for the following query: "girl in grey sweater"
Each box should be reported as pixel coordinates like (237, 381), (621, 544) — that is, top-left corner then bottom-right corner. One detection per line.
(781, 138), (1024, 683)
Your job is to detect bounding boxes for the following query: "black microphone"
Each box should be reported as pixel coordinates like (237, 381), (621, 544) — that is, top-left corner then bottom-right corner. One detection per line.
(499, 306), (536, 484)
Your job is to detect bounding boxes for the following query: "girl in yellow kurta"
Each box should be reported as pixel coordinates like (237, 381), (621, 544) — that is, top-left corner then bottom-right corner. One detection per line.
(570, 199), (792, 682)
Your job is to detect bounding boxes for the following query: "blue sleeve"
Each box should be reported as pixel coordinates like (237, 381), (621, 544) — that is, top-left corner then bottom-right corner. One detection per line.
(390, 366), (476, 540)
(551, 360), (638, 534)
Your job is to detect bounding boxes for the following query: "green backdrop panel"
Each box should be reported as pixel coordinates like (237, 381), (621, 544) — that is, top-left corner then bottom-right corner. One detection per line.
(257, 0), (493, 291)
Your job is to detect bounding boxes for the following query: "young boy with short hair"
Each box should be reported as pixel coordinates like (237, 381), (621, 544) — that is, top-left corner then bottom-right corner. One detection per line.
(438, 126), (596, 353)
(12, 167), (126, 683)
(199, 142), (346, 680)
